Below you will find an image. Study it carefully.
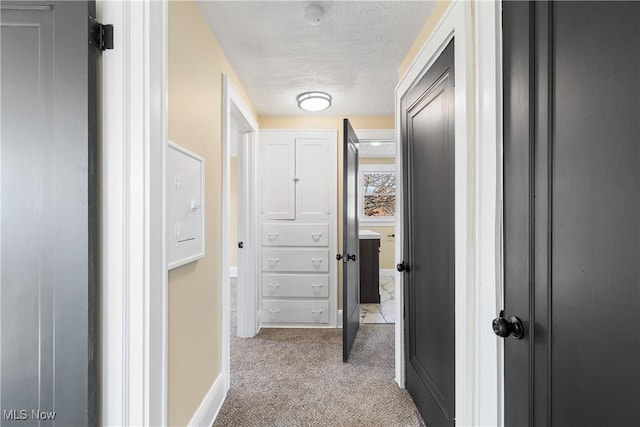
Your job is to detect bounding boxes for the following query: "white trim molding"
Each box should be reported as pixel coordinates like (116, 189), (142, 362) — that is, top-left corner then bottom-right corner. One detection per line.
(394, 1), (475, 426)
(187, 372), (227, 427)
(100, 0), (168, 426)
(475, 1), (504, 426)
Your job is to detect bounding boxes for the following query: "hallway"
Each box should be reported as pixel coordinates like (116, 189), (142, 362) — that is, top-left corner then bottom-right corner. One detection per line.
(212, 282), (424, 426)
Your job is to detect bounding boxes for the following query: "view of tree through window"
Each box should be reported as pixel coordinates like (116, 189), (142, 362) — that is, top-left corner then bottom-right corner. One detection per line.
(363, 172), (396, 217)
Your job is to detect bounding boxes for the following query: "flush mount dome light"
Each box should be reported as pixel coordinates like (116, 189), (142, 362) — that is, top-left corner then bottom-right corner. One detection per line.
(297, 92), (332, 112)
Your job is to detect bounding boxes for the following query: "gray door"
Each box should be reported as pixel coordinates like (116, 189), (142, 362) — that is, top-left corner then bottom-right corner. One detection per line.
(342, 119), (360, 362)
(502, 1), (640, 425)
(1, 2), (98, 425)
(400, 40), (455, 426)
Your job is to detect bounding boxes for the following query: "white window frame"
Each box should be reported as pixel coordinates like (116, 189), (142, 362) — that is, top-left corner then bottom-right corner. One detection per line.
(359, 164), (396, 226)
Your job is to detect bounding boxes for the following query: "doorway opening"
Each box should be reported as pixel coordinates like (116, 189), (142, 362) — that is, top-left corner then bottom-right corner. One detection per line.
(355, 130), (397, 326)
(221, 75), (260, 387)
(393, 1), (479, 424)
(228, 116), (257, 338)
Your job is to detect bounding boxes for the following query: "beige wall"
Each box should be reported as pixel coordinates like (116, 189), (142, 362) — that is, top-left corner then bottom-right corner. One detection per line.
(398, 1), (452, 78)
(259, 116), (394, 307)
(168, 1), (256, 425)
(359, 157), (396, 270)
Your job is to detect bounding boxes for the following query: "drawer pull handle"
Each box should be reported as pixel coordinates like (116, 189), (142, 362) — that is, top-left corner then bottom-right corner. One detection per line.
(268, 258), (280, 266)
(268, 283), (280, 288)
(311, 309), (323, 313)
(311, 258), (322, 263)
(269, 308), (281, 314)
(311, 283), (323, 288)
(267, 233), (279, 240)
(311, 233), (322, 241)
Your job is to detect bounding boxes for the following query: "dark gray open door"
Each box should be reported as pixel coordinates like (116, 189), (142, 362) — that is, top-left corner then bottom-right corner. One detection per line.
(400, 40), (455, 426)
(342, 119), (360, 362)
(502, 1), (640, 425)
(1, 1), (102, 425)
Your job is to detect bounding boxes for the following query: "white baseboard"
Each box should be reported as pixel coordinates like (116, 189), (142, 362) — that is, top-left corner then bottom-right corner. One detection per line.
(337, 310), (343, 328)
(230, 266), (238, 278)
(188, 372), (227, 427)
(380, 269), (395, 278)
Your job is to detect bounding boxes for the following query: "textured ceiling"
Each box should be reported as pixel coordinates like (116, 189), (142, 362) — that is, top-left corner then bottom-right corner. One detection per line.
(197, 1), (436, 116)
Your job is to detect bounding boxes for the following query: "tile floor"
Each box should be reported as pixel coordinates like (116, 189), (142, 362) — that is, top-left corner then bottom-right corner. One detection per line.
(360, 275), (395, 324)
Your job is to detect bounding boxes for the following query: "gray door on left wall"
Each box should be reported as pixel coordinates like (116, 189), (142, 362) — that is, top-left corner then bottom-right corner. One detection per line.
(0, 1), (98, 425)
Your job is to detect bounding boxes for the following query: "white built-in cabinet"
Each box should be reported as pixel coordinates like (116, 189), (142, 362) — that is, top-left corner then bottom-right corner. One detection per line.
(259, 130), (337, 327)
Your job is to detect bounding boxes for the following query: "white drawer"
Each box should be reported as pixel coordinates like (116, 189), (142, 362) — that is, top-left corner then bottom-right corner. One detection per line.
(263, 300), (329, 324)
(262, 223), (329, 247)
(262, 248), (329, 272)
(263, 274), (329, 298)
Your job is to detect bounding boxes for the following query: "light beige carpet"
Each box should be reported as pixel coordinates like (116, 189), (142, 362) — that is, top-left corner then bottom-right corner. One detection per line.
(214, 283), (425, 427)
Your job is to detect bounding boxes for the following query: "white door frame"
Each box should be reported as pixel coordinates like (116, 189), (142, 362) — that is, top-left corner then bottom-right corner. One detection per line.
(474, 1), (504, 425)
(236, 131), (257, 334)
(100, 1), (168, 425)
(394, 1), (477, 426)
(394, 1), (504, 425)
(221, 75), (259, 389)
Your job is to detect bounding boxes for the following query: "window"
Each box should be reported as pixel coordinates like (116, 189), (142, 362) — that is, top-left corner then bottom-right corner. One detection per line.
(359, 164), (396, 224)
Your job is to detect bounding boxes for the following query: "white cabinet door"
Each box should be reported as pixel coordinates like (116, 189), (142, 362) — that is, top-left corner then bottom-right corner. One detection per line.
(260, 135), (295, 219)
(295, 138), (333, 220)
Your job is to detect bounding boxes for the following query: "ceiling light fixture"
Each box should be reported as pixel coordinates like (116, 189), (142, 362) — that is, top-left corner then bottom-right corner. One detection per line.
(297, 91), (332, 112)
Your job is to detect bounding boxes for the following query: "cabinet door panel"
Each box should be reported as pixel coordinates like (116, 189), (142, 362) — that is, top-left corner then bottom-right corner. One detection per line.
(296, 138), (332, 220)
(261, 136), (295, 219)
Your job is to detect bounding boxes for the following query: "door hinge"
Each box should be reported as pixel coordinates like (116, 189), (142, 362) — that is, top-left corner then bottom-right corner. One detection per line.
(89, 16), (114, 51)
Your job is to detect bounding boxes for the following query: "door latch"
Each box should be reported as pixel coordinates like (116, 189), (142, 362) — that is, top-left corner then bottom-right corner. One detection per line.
(396, 261), (409, 272)
(492, 310), (524, 339)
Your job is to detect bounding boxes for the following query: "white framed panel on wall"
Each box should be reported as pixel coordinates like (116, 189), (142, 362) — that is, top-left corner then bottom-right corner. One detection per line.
(166, 141), (205, 269)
